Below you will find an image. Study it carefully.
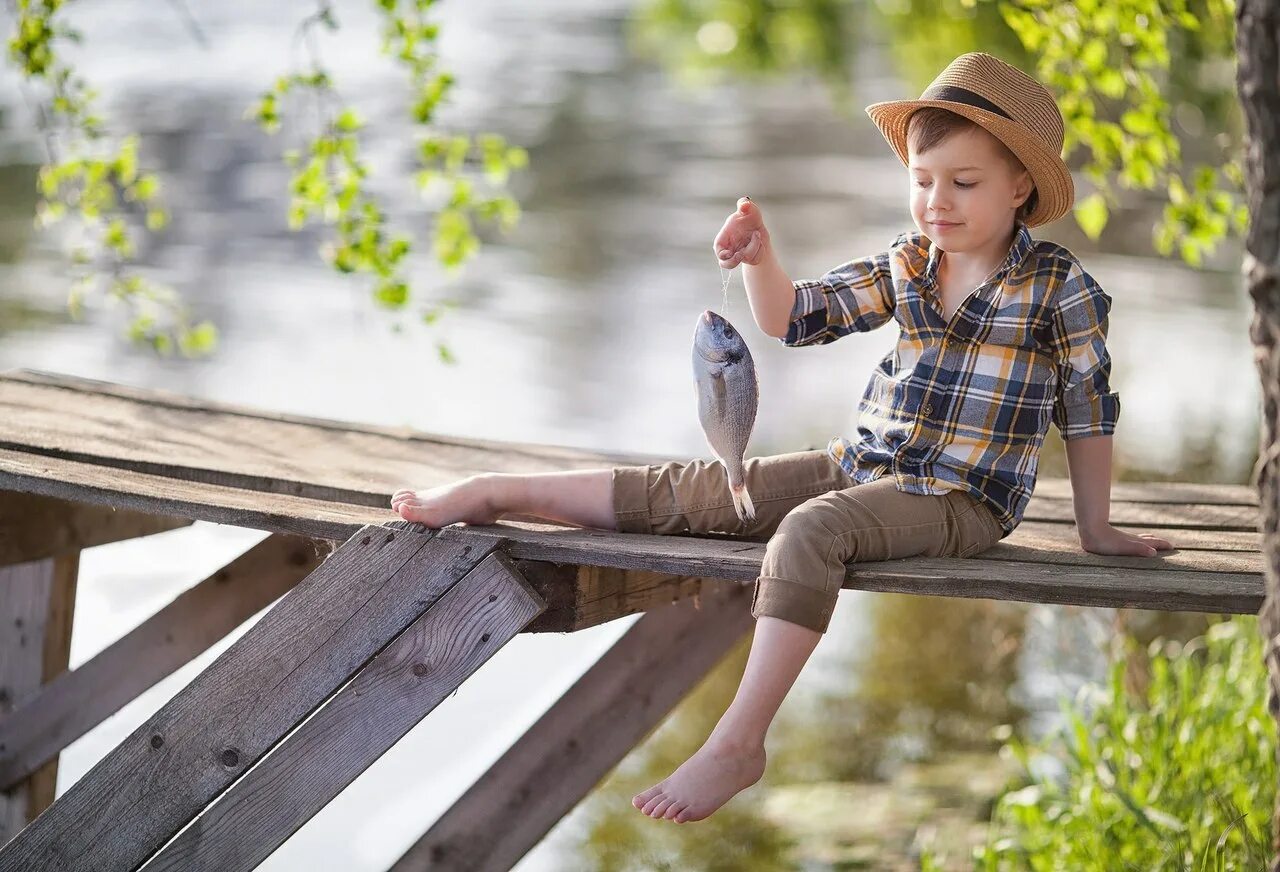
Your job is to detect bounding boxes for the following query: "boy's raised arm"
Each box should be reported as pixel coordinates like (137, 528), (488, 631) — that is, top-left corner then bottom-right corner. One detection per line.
(715, 198), (796, 338)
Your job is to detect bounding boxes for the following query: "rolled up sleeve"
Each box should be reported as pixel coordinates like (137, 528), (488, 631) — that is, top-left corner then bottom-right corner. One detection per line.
(782, 249), (896, 347)
(1048, 265), (1121, 440)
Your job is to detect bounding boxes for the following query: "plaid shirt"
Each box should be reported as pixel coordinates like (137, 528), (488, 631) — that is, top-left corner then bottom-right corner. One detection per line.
(782, 222), (1121, 537)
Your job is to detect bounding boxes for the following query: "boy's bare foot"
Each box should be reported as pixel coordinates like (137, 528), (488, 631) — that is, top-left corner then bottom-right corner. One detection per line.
(631, 736), (766, 824)
(390, 474), (504, 528)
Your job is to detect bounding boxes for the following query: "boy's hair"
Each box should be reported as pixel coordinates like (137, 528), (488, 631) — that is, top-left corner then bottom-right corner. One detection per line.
(907, 107), (1039, 225)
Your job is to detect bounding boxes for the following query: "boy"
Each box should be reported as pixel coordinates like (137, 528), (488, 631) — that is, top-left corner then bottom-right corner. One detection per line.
(391, 52), (1174, 825)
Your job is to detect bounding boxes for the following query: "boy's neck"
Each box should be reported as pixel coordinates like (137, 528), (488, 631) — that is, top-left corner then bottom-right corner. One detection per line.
(935, 224), (1019, 284)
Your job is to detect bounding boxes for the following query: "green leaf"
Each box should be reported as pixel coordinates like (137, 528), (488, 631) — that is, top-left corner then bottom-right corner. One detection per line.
(1075, 193), (1109, 240)
(374, 280), (409, 307)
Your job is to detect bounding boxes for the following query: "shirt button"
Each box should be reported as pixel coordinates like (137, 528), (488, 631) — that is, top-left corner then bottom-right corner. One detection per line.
(923, 403), (934, 415)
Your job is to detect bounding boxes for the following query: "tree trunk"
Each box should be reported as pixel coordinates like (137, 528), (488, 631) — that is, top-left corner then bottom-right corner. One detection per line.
(1237, 1), (1280, 864)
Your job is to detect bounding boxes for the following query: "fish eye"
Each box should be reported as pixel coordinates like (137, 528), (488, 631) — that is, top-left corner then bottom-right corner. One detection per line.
(724, 326), (735, 337)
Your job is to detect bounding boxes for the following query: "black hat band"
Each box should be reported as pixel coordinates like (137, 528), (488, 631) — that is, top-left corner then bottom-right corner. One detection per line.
(919, 85), (1013, 121)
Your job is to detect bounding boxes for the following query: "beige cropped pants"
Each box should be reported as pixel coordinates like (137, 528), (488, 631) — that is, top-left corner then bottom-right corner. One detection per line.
(611, 449), (1005, 633)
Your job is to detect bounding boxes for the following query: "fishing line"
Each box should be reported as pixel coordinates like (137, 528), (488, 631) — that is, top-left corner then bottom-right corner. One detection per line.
(718, 262), (738, 314)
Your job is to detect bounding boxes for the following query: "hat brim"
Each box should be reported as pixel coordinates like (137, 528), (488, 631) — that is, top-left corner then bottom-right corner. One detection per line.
(865, 99), (1075, 228)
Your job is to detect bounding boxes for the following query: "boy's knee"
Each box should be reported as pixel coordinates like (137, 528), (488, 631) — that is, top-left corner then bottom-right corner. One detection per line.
(772, 491), (874, 545)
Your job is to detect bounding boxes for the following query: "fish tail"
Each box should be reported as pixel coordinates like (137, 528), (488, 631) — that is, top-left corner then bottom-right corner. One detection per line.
(728, 473), (756, 524)
(731, 483), (756, 523)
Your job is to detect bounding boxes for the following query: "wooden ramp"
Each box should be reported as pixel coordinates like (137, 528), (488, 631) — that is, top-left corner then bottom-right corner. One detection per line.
(0, 368), (1263, 871)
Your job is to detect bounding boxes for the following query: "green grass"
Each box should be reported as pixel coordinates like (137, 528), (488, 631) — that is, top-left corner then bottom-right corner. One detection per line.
(924, 615), (1275, 871)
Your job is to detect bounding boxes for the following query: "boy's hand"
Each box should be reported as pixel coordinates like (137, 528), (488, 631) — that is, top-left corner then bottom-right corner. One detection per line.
(714, 197), (770, 268)
(1079, 523), (1175, 557)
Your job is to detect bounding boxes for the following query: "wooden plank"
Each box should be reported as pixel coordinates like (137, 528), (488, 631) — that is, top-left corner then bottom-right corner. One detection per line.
(0, 439), (1260, 543)
(0, 492), (189, 567)
(395, 580), (756, 871)
(834, 558), (1262, 613)
(139, 551), (545, 872)
(1023, 499), (1259, 531)
(456, 526), (1265, 614)
(0, 534), (323, 791)
(1, 369), (671, 465)
(0, 554), (77, 848)
(0, 370), (672, 508)
(1010, 520), (1260, 552)
(0, 446), (384, 540)
(0, 526), (497, 872)
(518, 560), (706, 633)
(980, 523), (1263, 570)
(0, 370), (1257, 523)
(0, 448), (1262, 615)
(1031, 477), (1258, 506)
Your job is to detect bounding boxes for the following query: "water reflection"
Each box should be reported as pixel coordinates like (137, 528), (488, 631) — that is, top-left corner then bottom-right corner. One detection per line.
(0, 1), (1260, 869)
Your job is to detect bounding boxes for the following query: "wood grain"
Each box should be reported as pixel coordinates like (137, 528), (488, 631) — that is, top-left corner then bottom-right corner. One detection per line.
(0, 527), (495, 872)
(0, 492), (189, 567)
(396, 581), (755, 871)
(140, 551), (545, 872)
(0, 535), (324, 790)
(0, 554), (77, 847)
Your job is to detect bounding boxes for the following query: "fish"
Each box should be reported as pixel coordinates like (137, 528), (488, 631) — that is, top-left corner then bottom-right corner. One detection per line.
(692, 308), (759, 524)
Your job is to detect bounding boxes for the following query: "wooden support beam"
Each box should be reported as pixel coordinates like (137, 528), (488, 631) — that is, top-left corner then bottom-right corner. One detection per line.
(517, 559), (706, 633)
(394, 580), (756, 871)
(138, 550), (545, 871)
(0, 534), (324, 791)
(0, 492), (189, 567)
(0, 554), (78, 848)
(0, 525), (497, 872)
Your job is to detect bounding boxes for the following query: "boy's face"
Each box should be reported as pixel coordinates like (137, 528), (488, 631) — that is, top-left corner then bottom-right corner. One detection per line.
(907, 126), (1034, 255)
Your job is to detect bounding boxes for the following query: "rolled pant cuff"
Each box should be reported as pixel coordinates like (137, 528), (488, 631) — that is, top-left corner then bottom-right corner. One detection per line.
(611, 466), (653, 534)
(751, 575), (835, 634)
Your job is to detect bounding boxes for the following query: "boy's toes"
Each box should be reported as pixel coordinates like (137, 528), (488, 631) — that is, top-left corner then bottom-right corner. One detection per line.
(641, 792), (669, 816)
(650, 798), (676, 819)
(632, 786), (662, 809)
(663, 802), (687, 821)
(397, 503), (435, 527)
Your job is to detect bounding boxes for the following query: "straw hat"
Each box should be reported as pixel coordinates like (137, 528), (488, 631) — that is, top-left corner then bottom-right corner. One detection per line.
(865, 52), (1074, 228)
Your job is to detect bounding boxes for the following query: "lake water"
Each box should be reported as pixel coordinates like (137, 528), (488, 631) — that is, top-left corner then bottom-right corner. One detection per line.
(0, 0), (1258, 868)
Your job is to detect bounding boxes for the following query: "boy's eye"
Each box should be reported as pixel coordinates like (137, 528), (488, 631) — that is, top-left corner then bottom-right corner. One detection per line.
(955, 181), (976, 188)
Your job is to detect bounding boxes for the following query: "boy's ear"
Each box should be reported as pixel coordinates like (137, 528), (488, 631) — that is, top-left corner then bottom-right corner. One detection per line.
(1013, 169), (1034, 207)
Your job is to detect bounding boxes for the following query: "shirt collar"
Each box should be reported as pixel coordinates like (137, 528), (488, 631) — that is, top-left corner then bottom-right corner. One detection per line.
(924, 221), (1035, 287)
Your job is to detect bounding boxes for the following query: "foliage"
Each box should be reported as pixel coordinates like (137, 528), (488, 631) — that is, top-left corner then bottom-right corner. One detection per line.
(923, 616), (1275, 870)
(998, 0), (1245, 266)
(245, 1), (528, 364)
(628, 0), (863, 104)
(7, 0), (211, 355)
(5, 0), (528, 359)
(629, 0), (1246, 267)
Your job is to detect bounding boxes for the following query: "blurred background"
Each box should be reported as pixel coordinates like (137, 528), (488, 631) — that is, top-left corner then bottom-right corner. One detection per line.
(0, 0), (1258, 868)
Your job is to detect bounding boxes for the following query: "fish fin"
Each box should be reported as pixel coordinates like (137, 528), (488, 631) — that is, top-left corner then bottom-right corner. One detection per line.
(730, 482), (756, 523)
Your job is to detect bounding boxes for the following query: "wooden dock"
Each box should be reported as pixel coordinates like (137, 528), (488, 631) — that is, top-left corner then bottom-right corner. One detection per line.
(0, 368), (1263, 871)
